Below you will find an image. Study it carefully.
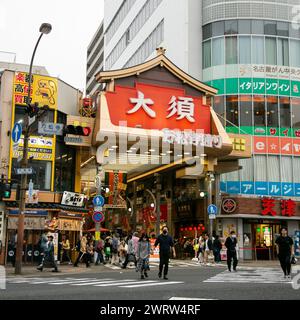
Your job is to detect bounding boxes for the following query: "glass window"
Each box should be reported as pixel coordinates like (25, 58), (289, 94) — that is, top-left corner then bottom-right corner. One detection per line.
(239, 36), (251, 64)
(293, 158), (300, 183)
(292, 98), (300, 128)
(226, 95), (239, 127)
(213, 96), (225, 126)
(277, 38), (289, 66)
(239, 158), (254, 181)
(225, 20), (238, 35)
(253, 95), (266, 126)
(11, 159), (52, 191)
(252, 36), (264, 64)
(203, 24), (212, 40)
(264, 21), (277, 35)
(212, 37), (224, 66)
(254, 155), (267, 181)
(240, 95), (252, 127)
(266, 37), (277, 65)
(225, 36), (237, 64)
(202, 40), (211, 69)
(290, 40), (300, 67)
(266, 96), (279, 127)
(289, 23), (300, 39)
(212, 21), (224, 37)
(268, 156), (280, 181)
(277, 22), (289, 37)
(251, 20), (264, 35)
(279, 97), (291, 128)
(281, 157), (293, 182)
(238, 20), (251, 34)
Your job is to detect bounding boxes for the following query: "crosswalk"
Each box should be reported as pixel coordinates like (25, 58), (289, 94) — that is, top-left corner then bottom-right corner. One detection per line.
(204, 266), (300, 284)
(6, 276), (184, 289)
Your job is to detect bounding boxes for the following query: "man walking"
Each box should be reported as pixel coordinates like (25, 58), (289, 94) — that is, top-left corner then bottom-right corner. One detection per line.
(122, 234), (136, 269)
(225, 231), (238, 272)
(275, 227), (294, 279)
(154, 226), (176, 280)
(37, 235), (58, 272)
(74, 234), (88, 267)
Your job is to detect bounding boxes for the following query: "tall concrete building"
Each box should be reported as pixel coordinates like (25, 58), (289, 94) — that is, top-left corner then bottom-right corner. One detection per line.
(91, 0), (300, 260)
(86, 21), (104, 96)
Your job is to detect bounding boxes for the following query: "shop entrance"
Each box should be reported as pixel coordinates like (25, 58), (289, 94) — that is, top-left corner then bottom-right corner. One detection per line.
(253, 223), (283, 260)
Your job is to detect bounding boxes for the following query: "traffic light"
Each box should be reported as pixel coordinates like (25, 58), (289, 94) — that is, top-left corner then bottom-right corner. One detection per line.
(0, 182), (11, 200)
(26, 102), (39, 118)
(64, 125), (91, 136)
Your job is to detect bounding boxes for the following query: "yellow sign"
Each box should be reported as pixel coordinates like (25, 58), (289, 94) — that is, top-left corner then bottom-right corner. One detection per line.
(95, 232), (101, 241)
(13, 72), (58, 109)
(12, 136), (54, 161)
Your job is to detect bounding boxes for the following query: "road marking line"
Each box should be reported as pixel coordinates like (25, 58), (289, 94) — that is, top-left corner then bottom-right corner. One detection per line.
(120, 281), (184, 288)
(72, 280), (133, 286)
(31, 278), (95, 284)
(94, 280), (157, 287)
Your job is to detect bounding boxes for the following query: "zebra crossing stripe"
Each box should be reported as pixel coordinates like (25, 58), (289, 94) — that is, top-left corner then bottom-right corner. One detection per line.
(120, 281), (184, 288)
(31, 278), (94, 284)
(94, 280), (157, 287)
(48, 278), (103, 285)
(72, 279), (133, 286)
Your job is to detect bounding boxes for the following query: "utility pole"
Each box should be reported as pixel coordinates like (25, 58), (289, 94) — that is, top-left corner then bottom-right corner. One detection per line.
(155, 173), (161, 236)
(15, 23), (52, 275)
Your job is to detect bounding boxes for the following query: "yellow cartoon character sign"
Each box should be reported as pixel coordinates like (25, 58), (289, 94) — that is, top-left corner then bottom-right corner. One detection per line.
(33, 76), (58, 108)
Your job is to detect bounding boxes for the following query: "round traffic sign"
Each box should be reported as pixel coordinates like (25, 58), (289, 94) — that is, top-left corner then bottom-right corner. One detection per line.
(207, 204), (218, 215)
(92, 212), (105, 223)
(93, 195), (105, 207)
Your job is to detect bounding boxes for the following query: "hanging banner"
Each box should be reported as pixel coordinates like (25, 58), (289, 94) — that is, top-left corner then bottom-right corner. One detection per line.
(57, 219), (82, 231)
(104, 171), (127, 208)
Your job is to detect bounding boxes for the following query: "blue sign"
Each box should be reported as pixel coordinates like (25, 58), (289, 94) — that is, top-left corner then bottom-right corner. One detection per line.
(269, 182), (281, 196)
(207, 204), (218, 215)
(92, 212), (104, 223)
(226, 182), (241, 194)
(12, 123), (22, 143)
(93, 195), (105, 207)
(255, 182), (268, 195)
(294, 231), (300, 257)
(241, 182), (254, 195)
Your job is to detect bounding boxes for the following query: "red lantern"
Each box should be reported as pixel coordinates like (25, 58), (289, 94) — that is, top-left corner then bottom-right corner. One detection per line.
(197, 227), (201, 230)
(202, 227), (205, 231)
(180, 228), (184, 232)
(189, 227), (192, 231)
(194, 227), (197, 231)
(185, 228), (188, 231)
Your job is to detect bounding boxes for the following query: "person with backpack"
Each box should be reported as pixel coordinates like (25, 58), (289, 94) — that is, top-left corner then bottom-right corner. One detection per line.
(111, 234), (120, 266)
(95, 237), (106, 265)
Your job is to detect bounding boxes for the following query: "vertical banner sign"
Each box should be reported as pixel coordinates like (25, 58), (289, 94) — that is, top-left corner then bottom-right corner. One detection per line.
(105, 171), (127, 206)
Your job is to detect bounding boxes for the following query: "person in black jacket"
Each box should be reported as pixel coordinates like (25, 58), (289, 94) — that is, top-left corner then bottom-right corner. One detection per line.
(213, 235), (222, 263)
(154, 226), (176, 280)
(275, 227), (294, 279)
(225, 231), (238, 272)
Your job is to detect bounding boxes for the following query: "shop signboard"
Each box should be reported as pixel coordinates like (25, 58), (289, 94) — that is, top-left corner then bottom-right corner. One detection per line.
(294, 231), (300, 257)
(8, 217), (46, 230)
(57, 219), (82, 231)
(61, 191), (85, 207)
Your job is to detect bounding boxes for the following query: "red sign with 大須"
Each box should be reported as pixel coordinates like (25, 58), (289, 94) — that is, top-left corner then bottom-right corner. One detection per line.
(105, 83), (211, 133)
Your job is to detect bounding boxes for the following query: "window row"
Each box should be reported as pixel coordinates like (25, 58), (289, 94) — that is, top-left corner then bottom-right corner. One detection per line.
(203, 36), (300, 68)
(203, 19), (300, 40)
(106, 0), (137, 44)
(124, 19), (164, 68)
(106, 0), (162, 70)
(213, 95), (300, 129)
(223, 156), (300, 185)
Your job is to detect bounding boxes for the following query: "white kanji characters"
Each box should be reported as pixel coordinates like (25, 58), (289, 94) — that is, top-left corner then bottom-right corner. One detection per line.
(128, 91), (155, 118)
(166, 96), (195, 123)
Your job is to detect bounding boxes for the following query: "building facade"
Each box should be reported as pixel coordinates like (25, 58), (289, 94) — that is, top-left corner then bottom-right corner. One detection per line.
(87, 0), (300, 259)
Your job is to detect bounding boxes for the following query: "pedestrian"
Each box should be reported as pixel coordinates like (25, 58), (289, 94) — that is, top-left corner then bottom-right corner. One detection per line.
(197, 236), (204, 264)
(104, 237), (112, 262)
(132, 231), (139, 254)
(225, 231), (238, 272)
(154, 226), (176, 280)
(213, 235), (222, 263)
(86, 238), (94, 267)
(203, 233), (214, 265)
(73, 234), (88, 267)
(136, 233), (151, 279)
(275, 227), (295, 279)
(122, 234), (137, 269)
(37, 235), (58, 272)
(38, 232), (48, 266)
(111, 233), (120, 265)
(95, 237), (106, 265)
(119, 239), (127, 265)
(61, 235), (72, 265)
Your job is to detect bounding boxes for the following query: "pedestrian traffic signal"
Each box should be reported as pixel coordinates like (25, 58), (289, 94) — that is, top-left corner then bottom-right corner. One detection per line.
(0, 182), (12, 200)
(64, 125), (91, 136)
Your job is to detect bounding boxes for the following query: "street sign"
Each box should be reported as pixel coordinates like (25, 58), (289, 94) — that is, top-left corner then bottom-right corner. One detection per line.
(93, 195), (105, 207)
(208, 214), (216, 220)
(207, 204), (218, 215)
(92, 212), (104, 223)
(95, 175), (102, 189)
(16, 168), (33, 175)
(12, 123), (22, 143)
(38, 122), (64, 135)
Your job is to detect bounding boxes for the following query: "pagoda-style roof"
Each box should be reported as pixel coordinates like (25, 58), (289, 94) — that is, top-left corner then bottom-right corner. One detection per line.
(95, 48), (218, 96)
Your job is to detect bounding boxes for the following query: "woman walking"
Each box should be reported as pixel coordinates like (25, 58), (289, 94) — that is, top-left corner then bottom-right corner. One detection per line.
(136, 233), (151, 279)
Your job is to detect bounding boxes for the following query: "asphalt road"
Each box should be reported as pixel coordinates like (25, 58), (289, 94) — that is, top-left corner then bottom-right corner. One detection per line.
(1, 263), (300, 300)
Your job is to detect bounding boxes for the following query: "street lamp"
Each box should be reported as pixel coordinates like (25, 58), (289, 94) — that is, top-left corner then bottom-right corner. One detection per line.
(15, 23), (52, 275)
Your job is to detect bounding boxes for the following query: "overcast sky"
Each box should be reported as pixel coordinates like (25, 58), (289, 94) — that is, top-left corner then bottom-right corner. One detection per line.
(0, 0), (104, 92)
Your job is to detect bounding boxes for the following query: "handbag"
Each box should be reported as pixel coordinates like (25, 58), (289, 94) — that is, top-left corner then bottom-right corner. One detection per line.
(291, 255), (297, 264)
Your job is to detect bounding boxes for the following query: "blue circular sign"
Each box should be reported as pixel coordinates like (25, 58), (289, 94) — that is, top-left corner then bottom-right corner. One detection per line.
(207, 204), (218, 215)
(92, 212), (104, 223)
(93, 195), (105, 207)
(12, 123), (22, 143)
